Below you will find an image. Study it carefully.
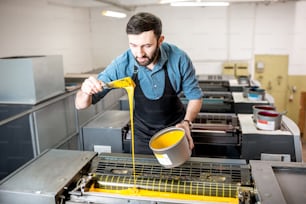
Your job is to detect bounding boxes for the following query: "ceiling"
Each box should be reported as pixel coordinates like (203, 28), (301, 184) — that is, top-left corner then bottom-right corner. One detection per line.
(47, 0), (164, 8)
(47, 0), (301, 11)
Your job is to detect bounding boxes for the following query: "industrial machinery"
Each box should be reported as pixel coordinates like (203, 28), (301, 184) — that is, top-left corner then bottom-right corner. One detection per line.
(239, 114), (303, 162)
(121, 91), (235, 113)
(233, 92), (274, 114)
(181, 90), (275, 114)
(180, 91), (273, 114)
(180, 91), (235, 113)
(195, 74), (271, 114)
(190, 112), (303, 162)
(0, 55), (65, 104)
(67, 153), (254, 204)
(0, 55), (74, 180)
(197, 74), (233, 92)
(196, 74), (255, 92)
(120, 75), (267, 114)
(1, 149), (305, 204)
(192, 113), (241, 158)
(82, 110), (131, 153)
(81, 110), (302, 162)
(249, 160), (306, 204)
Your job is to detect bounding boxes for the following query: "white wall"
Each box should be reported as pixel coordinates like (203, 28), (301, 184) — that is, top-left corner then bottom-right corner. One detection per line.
(0, 1), (305, 76)
(91, 2), (306, 76)
(90, 8), (129, 70)
(0, 0), (93, 74)
(290, 1), (306, 75)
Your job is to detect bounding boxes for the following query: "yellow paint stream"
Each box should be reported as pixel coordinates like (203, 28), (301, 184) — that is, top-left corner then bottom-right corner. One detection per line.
(105, 77), (137, 191)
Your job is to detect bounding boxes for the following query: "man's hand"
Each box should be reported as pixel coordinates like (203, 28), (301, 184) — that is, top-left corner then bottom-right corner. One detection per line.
(176, 121), (194, 151)
(81, 76), (103, 95)
(75, 76), (104, 110)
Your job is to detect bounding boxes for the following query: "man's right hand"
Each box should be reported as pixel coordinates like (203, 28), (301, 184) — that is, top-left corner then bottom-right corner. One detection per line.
(81, 76), (103, 95)
(75, 76), (103, 110)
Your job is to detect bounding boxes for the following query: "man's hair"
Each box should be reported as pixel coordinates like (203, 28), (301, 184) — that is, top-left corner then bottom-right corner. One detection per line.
(126, 12), (162, 39)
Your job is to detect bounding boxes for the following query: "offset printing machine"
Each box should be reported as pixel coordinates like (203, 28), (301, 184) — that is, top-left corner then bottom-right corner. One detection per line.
(121, 91), (235, 113)
(0, 77), (304, 204)
(0, 149), (305, 204)
(239, 114), (303, 162)
(196, 74), (259, 92)
(195, 74), (272, 114)
(80, 110), (302, 162)
(233, 92), (274, 114)
(120, 76), (269, 114)
(180, 91), (274, 114)
(191, 112), (303, 162)
(1, 71), (304, 204)
(83, 109), (302, 162)
(197, 74), (234, 92)
(192, 113), (241, 158)
(180, 92), (274, 114)
(81, 110), (131, 153)
(180, 91), (235, 113)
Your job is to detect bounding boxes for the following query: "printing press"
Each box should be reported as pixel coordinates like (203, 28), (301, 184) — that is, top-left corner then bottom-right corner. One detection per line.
(190, 111), (303, 162)
(120, 76), (269, 114)
(195, 74), (273, 114)
(0, 102), (304, 204)
(197, 74), (254, 92)
(79, 109), (302, 163)
(233, 91), (274, 114)
(197, 74), (233, 92)
(81, 110), (131, 153)
(121, 91), (235, 113)
(180, 91), (274, 114)
(1, 73), (303, 204)
(1, 148), (305, 204)
(191, 112), (241, 158)
(238, 114), (303, 162)
(180, 91), (235, 113)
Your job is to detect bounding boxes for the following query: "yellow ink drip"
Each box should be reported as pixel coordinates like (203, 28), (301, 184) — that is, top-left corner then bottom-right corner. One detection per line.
(125, 85), (137, 191)
(106, 77), (137, 191)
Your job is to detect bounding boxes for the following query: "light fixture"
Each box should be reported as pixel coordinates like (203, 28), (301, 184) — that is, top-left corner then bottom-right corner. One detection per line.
(159, 0), (187, 4)
(101, 10), (127, 18)
(170, 1), (230, 7)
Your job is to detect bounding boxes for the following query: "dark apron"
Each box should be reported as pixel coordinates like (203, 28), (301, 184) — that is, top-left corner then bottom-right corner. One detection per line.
(132, 65), (185, 154)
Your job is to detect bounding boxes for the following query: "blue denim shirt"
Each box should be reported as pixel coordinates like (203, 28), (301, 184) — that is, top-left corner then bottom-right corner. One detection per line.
(97, 42), (202, 100)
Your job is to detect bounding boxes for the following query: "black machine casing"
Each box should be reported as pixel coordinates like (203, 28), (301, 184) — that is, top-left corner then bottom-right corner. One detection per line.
(239, 114), (303, 162)
(82, 110), (131, 153)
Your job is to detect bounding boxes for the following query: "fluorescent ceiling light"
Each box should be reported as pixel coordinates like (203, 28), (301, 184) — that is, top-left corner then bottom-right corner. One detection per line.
(159, 0), (187, 4)
(101, 10), (127, 18)
(171, 1), (230, 7)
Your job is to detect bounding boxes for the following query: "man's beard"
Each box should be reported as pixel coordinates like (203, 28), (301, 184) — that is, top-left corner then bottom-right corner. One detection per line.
(135, 46), (159, 67)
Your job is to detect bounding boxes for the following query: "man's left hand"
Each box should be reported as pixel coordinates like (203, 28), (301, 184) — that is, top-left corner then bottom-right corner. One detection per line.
(175, 121), (194, 151)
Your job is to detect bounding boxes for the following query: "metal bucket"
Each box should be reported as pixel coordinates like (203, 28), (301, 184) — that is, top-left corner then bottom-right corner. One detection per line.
(243, 86), (258, 98)
(248, 88), (265, 101)
(149, 127), (191, 168)
(256, 111), (282, 130)
(252, 105), (276, 122)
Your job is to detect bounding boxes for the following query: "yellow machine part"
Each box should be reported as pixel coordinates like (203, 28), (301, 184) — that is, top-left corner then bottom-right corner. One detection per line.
(89, 185), (239, 204)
